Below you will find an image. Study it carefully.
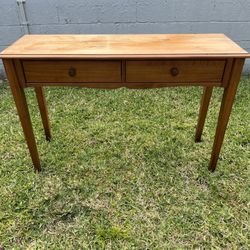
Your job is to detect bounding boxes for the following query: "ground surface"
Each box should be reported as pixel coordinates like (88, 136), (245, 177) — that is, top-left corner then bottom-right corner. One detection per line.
(0, 79), (249, 249)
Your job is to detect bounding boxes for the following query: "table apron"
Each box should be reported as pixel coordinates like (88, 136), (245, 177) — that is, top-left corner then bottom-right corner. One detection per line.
(13, 58), (234, 88)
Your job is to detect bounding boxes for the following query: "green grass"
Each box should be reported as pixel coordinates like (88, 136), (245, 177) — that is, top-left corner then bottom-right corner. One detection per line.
(0, 79), (249, 249)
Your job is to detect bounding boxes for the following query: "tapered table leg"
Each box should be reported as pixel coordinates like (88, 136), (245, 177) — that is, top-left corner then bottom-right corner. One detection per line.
(3, 59), (41, 171)
(209, 58), (245, 172)
(195, 86), (213, 142)
(35, 87), (52, 141)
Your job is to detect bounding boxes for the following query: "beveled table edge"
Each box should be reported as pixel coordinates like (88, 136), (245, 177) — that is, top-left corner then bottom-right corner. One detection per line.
(1, 53), (250, 59)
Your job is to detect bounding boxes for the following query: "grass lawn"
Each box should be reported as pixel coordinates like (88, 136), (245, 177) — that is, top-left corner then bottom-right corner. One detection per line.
(0, 78), (249, 249)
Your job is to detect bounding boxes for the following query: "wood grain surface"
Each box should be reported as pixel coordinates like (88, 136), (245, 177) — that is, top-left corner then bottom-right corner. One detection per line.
(1, 34), (249, 59)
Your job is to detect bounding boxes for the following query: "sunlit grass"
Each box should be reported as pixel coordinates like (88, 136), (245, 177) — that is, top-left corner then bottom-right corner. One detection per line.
(0, 78), (249, 249)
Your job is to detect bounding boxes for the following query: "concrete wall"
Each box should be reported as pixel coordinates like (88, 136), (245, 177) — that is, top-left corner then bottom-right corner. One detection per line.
(1, 0), (250, 78)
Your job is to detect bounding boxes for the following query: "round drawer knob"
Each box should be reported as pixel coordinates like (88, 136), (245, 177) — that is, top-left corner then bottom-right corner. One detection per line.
(170, 67), (179, 77)
(68, 67), (76, 77)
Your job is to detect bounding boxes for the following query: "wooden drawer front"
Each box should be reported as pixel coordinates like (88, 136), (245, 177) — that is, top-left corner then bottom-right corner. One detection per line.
(23, 60), (122, 83)
(126, 60), (226, 83)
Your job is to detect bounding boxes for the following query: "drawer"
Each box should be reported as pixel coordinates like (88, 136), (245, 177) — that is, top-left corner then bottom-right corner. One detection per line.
(22, 60), (122, 83)
(126, 60), (226, 83)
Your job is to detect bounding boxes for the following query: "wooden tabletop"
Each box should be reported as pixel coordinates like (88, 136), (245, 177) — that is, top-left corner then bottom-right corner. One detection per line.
(1, 34), (249, 59)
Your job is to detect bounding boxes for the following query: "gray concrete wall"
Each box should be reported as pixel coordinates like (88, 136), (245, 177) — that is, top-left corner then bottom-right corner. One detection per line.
(1, 0), (250, 78)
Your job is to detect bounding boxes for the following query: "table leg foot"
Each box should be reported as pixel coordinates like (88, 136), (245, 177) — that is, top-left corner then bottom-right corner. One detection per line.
(208, 160), (217, 172)
(34, 164), (42, 172)
(46, 136), (51, 142)
(195, 137), (202, 143)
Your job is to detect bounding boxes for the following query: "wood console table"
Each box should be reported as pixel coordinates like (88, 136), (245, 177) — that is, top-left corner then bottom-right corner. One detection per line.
(1, 34), (249, 172)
